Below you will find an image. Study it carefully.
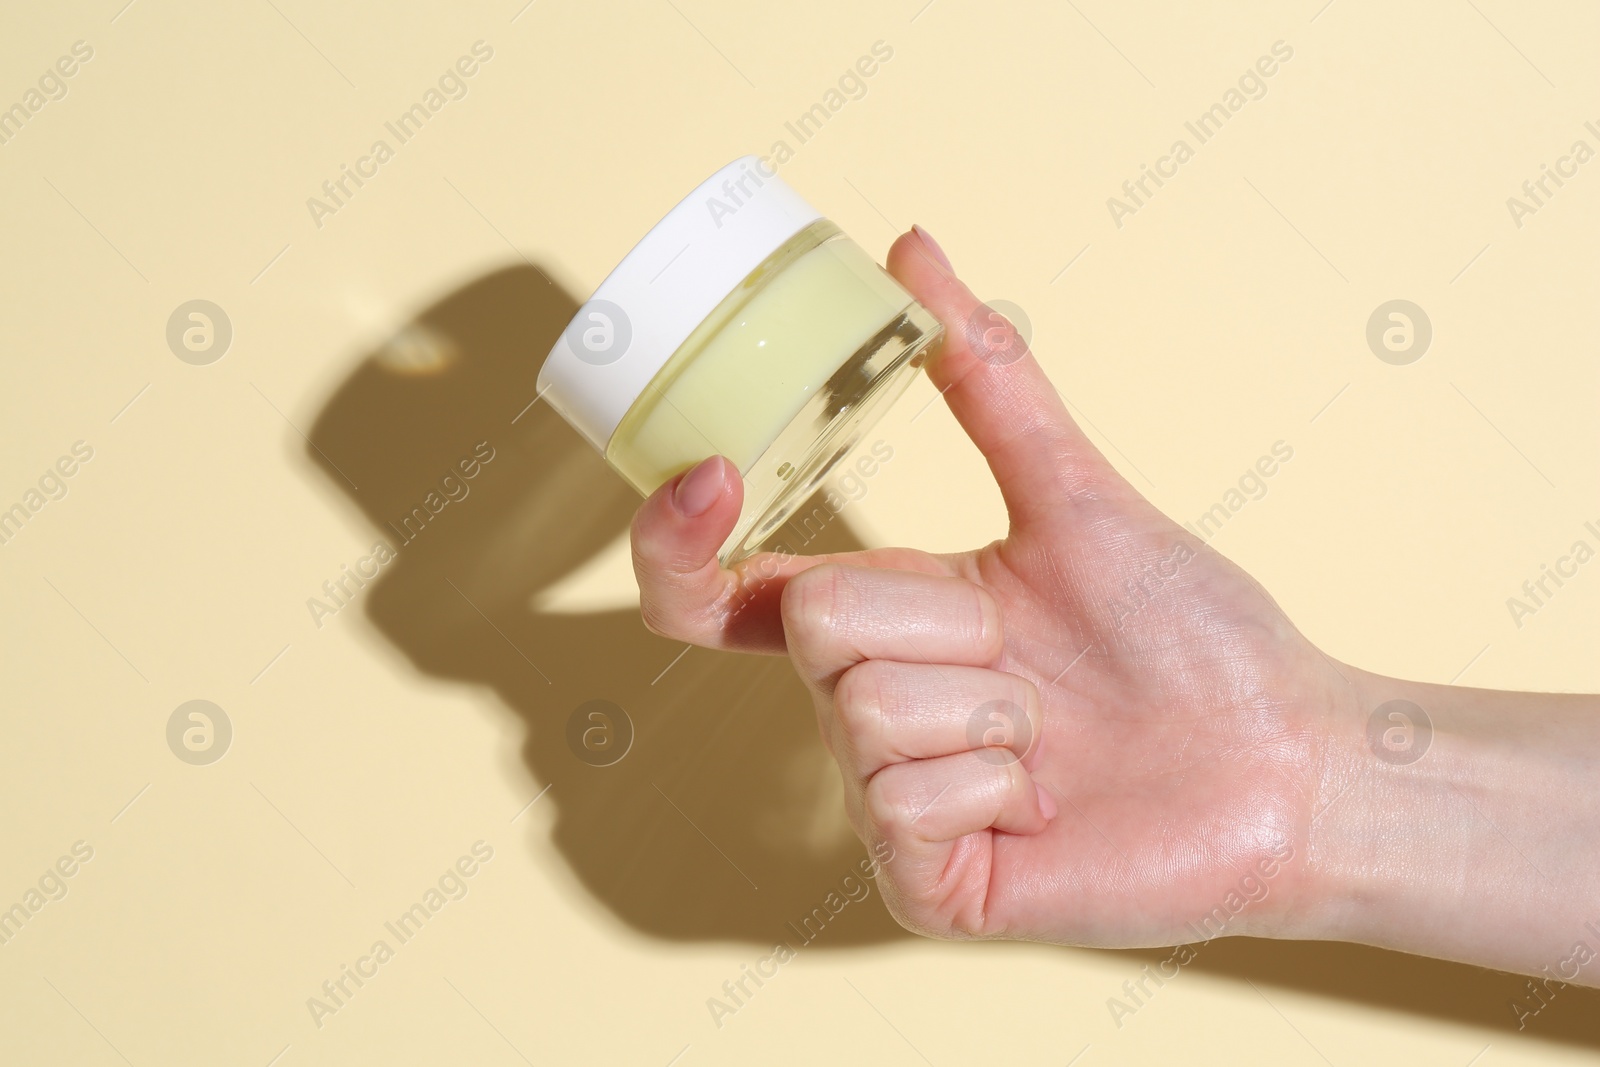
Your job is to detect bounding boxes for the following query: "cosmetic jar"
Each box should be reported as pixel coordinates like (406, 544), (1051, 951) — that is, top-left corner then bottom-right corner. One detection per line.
(538, 155), (944, 563)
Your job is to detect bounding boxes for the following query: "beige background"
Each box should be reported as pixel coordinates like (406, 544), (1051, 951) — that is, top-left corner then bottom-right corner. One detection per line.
(2, 0), (1597, 1063)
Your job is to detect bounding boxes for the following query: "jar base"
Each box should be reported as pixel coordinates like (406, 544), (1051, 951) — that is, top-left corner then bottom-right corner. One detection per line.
(718, 302), (945, 565)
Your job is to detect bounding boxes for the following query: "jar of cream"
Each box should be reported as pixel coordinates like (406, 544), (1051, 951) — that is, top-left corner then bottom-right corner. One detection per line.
(538, 155), (944, 563)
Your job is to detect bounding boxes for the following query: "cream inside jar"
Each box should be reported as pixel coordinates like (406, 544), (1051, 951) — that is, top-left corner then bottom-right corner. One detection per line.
(540, 156), (943, 563)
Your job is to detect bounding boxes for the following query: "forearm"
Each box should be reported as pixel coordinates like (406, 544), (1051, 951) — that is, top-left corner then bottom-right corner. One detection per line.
(1295, 665), (1600, 988)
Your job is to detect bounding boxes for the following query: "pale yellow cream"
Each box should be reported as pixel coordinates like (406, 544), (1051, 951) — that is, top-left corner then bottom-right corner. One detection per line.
(606, 225), (912, 494)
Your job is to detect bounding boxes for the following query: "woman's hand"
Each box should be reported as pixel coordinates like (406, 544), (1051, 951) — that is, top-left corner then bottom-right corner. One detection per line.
(630, 227), (1352, 947)
(630, 227), (1600, 983)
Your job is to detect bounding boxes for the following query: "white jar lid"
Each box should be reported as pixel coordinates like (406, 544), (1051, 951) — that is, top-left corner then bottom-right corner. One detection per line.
(538, 155), (824, 453)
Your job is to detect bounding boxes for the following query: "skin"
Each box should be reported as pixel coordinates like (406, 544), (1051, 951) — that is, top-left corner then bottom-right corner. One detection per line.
(629, 226), (1600, 992)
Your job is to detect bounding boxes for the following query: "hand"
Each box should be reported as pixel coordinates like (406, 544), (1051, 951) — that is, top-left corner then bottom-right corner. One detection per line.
(631, 228), (1600, 983)
(630, 227), (1353, 947)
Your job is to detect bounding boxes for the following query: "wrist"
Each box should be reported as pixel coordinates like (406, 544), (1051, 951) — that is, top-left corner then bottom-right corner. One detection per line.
(1284, 664), (1466, 944)
(1284, 661), (1600, 983)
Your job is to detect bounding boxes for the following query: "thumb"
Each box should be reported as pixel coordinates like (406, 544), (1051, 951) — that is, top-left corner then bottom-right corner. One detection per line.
(630, 454), (953, 654)
(887, 227), (1127, 535)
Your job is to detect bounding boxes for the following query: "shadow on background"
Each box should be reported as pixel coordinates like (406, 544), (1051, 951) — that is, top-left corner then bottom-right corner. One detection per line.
(1124, 939), (1600, 1048)
(306, 263), (903, 949)
(305, 263), (1600, 1050)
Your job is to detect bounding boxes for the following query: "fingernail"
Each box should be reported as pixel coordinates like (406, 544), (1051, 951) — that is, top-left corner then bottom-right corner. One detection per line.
(912, 224), (953, 271)
(1035, 782), (1058, 822)
(674, 456), (726, 518)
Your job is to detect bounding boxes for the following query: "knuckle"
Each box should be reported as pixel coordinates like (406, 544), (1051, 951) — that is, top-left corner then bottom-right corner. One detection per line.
(880, 896), (949, 941)
(629, 505), (682, 575)
(780, 562), (847, 651)
(1001, 759), (1035, 809)
(1041, 449), (1103, 503)
(969, 584), (1005, 659)
(637, 587), (715, 645)
(832, 660), (886, 741)
(966, 751), (1020, 805)
(637, 598), (676, 640)
(1008, 674), (1043, 756)
(862, 766), (919, 840)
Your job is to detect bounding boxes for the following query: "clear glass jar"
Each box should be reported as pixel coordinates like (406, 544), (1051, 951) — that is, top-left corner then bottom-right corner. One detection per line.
(540, 157), (944, 563)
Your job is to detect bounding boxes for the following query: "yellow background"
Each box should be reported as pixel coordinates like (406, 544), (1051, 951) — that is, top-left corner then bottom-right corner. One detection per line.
(2, 0), (1597, 1063)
